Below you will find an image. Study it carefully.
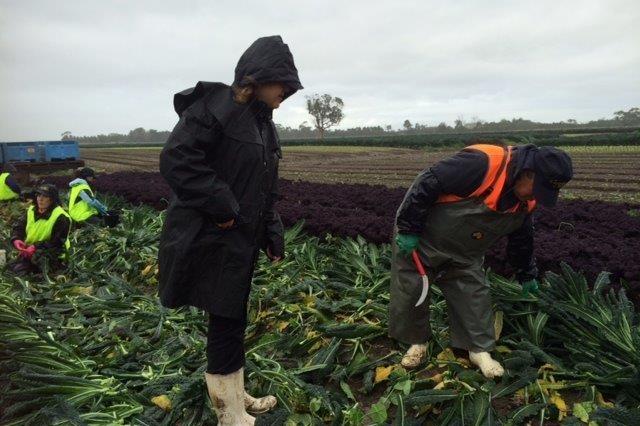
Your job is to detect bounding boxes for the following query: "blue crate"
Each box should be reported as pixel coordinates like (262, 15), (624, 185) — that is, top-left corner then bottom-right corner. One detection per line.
(1, 142), (42, 162)
(43, 141), (80, 161)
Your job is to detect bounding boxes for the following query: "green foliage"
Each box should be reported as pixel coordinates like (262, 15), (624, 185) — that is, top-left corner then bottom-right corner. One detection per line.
(1, 201), (639, 425)
(280, 128), (640, 148)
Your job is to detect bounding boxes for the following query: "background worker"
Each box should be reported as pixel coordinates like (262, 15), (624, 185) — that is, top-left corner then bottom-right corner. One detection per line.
(389, 143), (573, 378)
(0, 163), (21, 202)
(68, 167), (109, 224)
(10, 184), (71, 275)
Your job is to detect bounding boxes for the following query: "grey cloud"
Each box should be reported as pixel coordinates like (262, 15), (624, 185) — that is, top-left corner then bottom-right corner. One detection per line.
(1, 0), (638, 139)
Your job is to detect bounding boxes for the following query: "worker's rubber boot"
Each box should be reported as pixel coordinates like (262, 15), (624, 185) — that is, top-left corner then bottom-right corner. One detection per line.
(401, 344), (427, 369)
(241, 370), (277, 414)
(205, 370), (255, 425)
(468, 351), (504, 379)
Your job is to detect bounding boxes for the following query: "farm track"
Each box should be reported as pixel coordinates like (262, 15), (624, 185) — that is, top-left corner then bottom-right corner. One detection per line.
(83, 154), (158, 165)
(282, 171), (639, 191)
(282, 167), (640, 184)
(81, 146), (640, 202)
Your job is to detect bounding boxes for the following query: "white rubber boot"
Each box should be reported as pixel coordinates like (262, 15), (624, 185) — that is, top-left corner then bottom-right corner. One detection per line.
(468, 351), (504, 379)
(205, 370), (255, 425)
(244, 391), (278, 415)
(401, 344), (427, 369)
(238, 368), (278, 414)
(244, 391), (277, 414)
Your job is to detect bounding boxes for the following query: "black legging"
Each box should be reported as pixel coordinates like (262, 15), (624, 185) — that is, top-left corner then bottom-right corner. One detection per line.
(206, 314), (247, 374)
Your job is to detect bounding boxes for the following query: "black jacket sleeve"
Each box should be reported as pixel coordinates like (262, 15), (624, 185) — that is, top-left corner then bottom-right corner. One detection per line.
(159, 109), (239, 223)
(506, 214), (538, 282)
(395, 150), (488, 234)
(395, 171), (444, 234)
(262, 124), (285, 258)
(35, 215), (70, 251)
(263, 170), (284, 258)
(5, 175), (21, 194)
(11, 214), (27, 243)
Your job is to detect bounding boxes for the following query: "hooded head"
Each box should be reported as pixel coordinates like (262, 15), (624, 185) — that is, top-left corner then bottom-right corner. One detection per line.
(232, 35), (303, 105)
(512, 145), (573, 207)
(532, 147), (573, 207)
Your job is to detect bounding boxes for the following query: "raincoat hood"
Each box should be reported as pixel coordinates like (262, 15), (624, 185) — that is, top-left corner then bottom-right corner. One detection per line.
(233, 35), (303, 100)
(172, 36), (302, 117)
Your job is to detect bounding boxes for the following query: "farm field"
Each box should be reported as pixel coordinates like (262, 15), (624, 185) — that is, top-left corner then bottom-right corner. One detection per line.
(38, 172), (640, 308)
(81, 145), (640, 203)
(2, 143), (637, 424)
(1, 200), (639, 425)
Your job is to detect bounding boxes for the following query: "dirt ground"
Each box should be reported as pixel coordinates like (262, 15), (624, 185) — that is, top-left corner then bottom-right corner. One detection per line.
(80, 145), (640, 203)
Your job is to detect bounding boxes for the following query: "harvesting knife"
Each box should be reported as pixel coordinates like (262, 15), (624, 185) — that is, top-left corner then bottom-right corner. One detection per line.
(412, 250), (430, 307)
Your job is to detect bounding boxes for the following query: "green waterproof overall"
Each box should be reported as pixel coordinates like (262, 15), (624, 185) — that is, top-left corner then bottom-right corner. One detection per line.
(389, 145), (532, 352)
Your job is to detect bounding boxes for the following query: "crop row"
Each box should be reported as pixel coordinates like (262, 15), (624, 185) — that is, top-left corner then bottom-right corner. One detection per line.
(1, 202), (639, 424)
(38, 172), (640, 308)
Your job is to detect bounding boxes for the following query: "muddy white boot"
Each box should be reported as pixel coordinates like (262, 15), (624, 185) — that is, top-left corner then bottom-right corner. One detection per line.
(244, 391), (277, 414)
(469, 351), (504, 379)
(205, 370), (255, 425)
(238, 368), (278, 414)
(401, 344), (427, 369)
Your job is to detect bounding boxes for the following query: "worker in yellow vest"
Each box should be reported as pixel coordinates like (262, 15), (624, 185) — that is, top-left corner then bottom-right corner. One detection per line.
(0, 163), (21, 201)
(10, 184), (71, 275)
(68, 167), (108, 224)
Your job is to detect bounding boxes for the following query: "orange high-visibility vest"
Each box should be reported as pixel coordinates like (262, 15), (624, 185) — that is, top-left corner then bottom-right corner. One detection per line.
(436, 144), (536, 213)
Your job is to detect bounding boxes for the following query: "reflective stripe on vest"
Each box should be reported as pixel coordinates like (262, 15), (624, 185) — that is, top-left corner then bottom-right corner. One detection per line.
(436, 144), (536, 213)
(0, 172), (19, 201)
(25, 205), (71, 251)
(69, 183), (98, 222)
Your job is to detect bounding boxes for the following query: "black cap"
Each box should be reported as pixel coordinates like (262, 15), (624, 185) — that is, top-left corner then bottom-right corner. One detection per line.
(35, 183), (60, 200)
(77, 167), (96, 179)
(533, 147), (573, 207)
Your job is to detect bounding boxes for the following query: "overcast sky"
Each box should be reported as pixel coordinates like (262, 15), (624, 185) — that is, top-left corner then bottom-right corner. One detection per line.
(1, 0), (638, 140)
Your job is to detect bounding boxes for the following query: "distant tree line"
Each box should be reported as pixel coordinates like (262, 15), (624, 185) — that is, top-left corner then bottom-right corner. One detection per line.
(62, 107), (640, 144)
(61, 128), (171, 145)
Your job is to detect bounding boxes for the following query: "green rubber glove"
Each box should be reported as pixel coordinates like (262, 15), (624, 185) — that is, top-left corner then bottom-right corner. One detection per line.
(521, 279), (540, 297)
(395, 233), (420, 256)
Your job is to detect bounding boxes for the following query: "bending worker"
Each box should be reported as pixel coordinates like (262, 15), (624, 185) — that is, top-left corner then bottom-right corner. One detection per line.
(10, 184), (71, 275)
(0, 163), (21, 201)
(389, 143), (573, 379)
(68, 167), (108, 224)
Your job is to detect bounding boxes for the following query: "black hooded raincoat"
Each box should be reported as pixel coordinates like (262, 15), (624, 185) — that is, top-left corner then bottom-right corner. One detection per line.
(158, 36), (302, 318)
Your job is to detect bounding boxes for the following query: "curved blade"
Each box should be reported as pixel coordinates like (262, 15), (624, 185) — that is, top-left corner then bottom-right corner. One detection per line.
(415, 275), (430, 307)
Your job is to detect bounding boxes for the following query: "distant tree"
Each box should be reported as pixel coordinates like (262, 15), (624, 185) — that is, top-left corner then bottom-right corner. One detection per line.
(128, 127), (147, 142)
(385, 125), (392, 132)
(454, 117), (465, 130)
(61, 131), (72, 140)
(614, 107), (640, 125)
(437, 122), (449, 131)
(566, 119), (577, 125)
(403, 119), (412, 131)
(469, 116), (485, 130)
(298, 121), (313, 133)
(306, 94), (344, 139)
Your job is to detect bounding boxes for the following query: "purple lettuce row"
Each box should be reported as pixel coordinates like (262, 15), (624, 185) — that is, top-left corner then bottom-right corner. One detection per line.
(40, 172), (640, 305)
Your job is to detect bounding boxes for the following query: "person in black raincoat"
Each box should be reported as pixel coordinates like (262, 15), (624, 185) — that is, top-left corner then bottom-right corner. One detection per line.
(158, 35), (302, 425)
